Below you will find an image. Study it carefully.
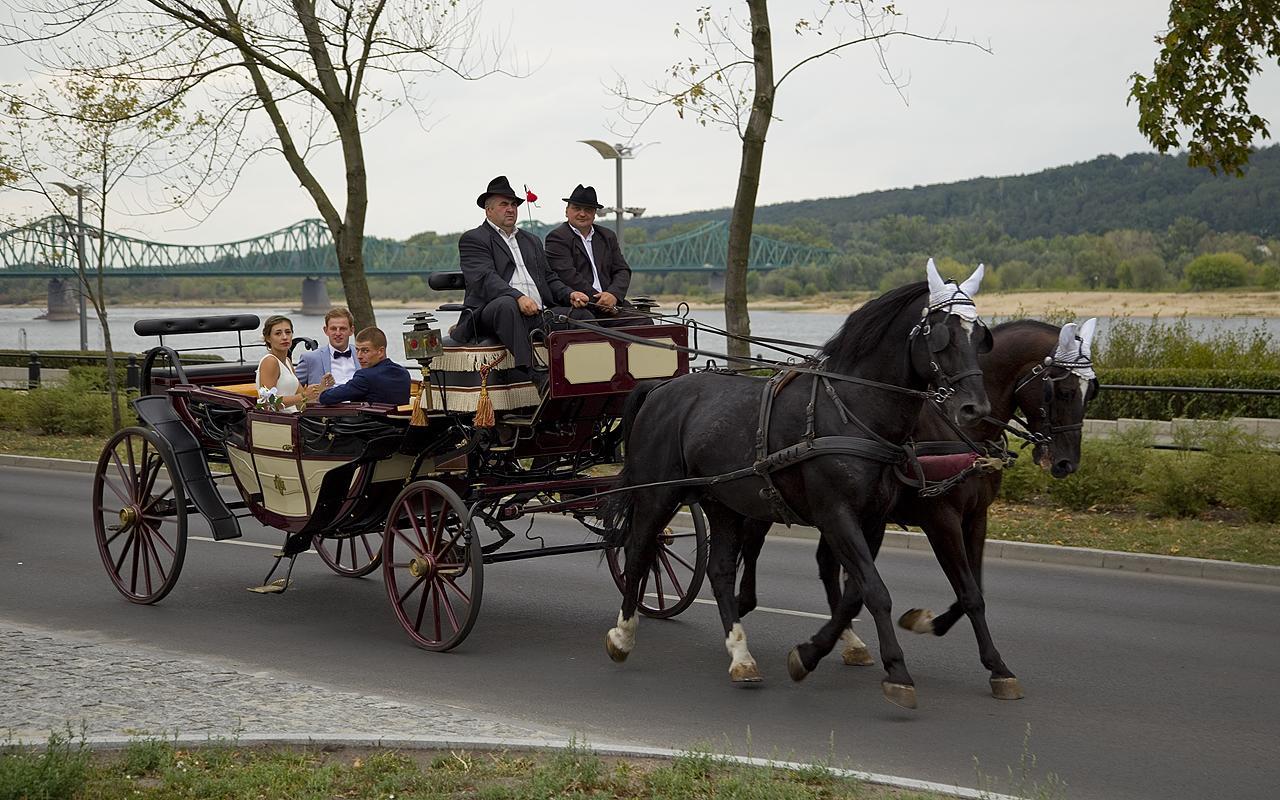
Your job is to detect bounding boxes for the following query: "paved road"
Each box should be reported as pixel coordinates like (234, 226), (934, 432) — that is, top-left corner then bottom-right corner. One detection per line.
(2, 464), (1277, 799)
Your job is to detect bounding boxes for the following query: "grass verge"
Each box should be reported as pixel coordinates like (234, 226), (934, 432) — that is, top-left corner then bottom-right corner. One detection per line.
(0, 430), (106, 462)
(987, 500), (1280, 566)
(1, 735), (966, 800)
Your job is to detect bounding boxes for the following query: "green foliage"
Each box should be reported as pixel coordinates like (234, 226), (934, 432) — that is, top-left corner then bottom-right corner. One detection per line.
(1138, 451), (1216, 517)
(1219, 452), (1280, 522)
(120, 738), (174, 775)
(1, 371), (128, 435)
(998, 450), (1052, 502)
(1046, 429), (1152, 510)
(1184, 252), (1250, 290)
(0, 730), (91, 800)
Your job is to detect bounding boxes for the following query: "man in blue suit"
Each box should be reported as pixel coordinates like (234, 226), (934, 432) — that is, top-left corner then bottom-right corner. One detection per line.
(316, 327), (411, 406)
(296, 306), (357, 388)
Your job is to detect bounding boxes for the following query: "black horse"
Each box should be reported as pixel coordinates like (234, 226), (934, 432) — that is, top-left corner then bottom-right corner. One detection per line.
(735, 317), (1099, 700)
(604, 263), (991, 709)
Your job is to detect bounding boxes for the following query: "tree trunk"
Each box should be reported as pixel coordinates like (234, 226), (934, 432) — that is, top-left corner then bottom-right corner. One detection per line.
(335, 107), (375, 330)
(724, 0), (775, 361)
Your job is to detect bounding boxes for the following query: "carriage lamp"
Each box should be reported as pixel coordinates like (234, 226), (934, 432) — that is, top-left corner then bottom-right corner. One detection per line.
(402, 313), (444, 361)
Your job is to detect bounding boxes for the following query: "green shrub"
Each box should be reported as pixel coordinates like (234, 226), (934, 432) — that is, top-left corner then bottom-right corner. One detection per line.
(1047, 429), (1152, 509)
(0, 391), (25, 431)
(997, 449), (1052, 501)
(1096, 315), (1280, 371)
(1090, 368), (1280, 420)
(1138, 451), (1216, 517)
(1218, 452), (1280, 522)
(21, 385), (118, 435)
(0, 731), (91, 800)
(1184, 252), (1249, 290)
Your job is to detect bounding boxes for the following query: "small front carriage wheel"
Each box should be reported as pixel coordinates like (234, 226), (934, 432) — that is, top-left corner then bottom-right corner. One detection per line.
(92, 426), (188, 604)
(606, 502), (709, 619)
(382, 480), (483, 651)
(315, 531), (384, 577)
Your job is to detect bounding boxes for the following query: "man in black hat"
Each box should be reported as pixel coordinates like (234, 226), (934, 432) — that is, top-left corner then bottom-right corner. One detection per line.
(456, 176), (592, 386)
(545, 184), (648, 327)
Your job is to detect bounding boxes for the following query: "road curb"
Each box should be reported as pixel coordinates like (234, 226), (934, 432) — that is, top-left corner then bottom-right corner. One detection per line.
(4, 453), (1277, 588)
(12, 733), (1017, 800)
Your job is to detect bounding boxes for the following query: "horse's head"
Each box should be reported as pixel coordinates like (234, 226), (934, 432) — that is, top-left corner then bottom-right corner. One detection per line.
(910, 260), (993, 426)
(1016, 318), (1099, 478)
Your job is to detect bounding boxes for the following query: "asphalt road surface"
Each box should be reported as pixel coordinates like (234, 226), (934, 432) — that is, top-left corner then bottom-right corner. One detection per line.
(2, 464), (1277, 799)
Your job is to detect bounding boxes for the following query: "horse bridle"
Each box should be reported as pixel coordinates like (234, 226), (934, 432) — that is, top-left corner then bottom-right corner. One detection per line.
(907, 293), (991, 402)
(1007, 353), (1098, 444)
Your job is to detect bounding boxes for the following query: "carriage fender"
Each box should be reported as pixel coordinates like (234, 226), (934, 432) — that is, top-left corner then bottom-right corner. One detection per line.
(132, 395), (242, 541)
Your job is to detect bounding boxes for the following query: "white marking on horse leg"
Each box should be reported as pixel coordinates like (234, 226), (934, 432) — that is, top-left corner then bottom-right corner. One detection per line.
(607, 610), (638, 655)
(725, 623), (762, 681)
(840, 627), (867, 651)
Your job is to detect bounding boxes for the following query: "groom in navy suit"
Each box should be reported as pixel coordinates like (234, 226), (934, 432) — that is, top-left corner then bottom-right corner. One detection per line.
(317, 327), (411, 406)
(296, 306), (358, 388)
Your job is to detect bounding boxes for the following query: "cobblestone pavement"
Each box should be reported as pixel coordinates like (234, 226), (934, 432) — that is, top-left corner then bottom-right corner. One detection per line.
(1, 620), (560, 744)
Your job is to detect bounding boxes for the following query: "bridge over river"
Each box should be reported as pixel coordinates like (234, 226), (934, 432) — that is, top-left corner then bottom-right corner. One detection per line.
(0, 217), (833, 316)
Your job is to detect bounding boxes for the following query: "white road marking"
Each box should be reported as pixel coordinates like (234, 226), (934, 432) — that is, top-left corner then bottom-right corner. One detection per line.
(190, 535), (311, 553)
(645, 594), (857, 621)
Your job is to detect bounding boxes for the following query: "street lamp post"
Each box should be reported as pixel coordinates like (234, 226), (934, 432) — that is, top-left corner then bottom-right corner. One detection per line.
(52, 182), (90, 351)
(578, 140), (645, 242)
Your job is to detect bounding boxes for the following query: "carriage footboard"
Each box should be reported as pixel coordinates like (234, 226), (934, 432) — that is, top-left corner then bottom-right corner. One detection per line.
(133, 395), (242, 541)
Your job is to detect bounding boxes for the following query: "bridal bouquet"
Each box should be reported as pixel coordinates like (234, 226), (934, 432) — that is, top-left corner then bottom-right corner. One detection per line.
(255, 386), (284, 411)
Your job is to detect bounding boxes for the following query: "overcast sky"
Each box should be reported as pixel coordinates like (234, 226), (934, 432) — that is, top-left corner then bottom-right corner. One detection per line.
(3, 1), (1279, 245)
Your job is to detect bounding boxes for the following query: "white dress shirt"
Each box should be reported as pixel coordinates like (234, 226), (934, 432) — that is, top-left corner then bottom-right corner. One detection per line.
(571, 225), (604, 293)
(488, 221), (542, 302)
(329, 343), (356, 385)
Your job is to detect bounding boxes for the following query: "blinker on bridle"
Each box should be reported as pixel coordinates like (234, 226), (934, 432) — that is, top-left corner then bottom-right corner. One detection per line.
(907, 290), (989, 403)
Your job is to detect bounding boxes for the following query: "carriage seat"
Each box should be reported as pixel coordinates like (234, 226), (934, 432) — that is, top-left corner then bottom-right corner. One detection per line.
(426, 339), (543, 413)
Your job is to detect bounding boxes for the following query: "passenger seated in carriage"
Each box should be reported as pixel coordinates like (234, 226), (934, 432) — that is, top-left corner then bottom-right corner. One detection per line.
(544, 184), (650, 328)
(316, 326), (411, 407)
(256, 314), (320, 412)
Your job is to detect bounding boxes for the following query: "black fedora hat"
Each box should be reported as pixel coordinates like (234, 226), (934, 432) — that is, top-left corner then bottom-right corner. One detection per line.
(476, 175), (523, 208)
(562, 184), (604, 210)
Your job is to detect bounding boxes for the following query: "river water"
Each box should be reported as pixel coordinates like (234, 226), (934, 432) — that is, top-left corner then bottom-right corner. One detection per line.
(2, 304), (1277, 367)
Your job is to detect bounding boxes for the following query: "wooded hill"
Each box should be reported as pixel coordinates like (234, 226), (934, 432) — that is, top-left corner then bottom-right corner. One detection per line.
(633, 146), (1280, 239)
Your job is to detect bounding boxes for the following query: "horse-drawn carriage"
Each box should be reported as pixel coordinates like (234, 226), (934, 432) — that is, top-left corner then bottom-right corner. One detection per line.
(92, 281), (709, 651)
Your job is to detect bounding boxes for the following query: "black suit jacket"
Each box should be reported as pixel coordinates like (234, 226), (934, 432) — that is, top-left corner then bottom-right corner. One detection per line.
(317, 357), (411, 406)
(544, 222), (632, 301)
(455, 221), (573, 341)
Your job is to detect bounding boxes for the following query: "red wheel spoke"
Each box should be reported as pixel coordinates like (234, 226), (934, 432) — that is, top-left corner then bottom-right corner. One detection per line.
(397, 574), (427, 605)
(413, 575), (431, 633)
(440, 574), (472, 606)
(649, 562), (668, 609)
(144, 521), (177, 558)
(140, 484), (174, 513)
(436, 527), (465, 560)
(125, 437), (139, 493)
(395, 528), (425, 555)
(357, 535), (376, 561)
(406, 499), (430, 552)
(431, 586), (443, 641)
(113, 530), (135, 574)
(661, 547), (695, 573)
(129, 529), (142, 593)
(435, 578), (461, 632)
(110, 451), (134, 501)
(657, 550), (687, 597)
(138, 455), (162, 507)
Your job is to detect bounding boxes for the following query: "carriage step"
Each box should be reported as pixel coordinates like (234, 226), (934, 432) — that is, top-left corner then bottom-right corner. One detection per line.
(503, 414), (536, 426)
(246, 578), (293, 594)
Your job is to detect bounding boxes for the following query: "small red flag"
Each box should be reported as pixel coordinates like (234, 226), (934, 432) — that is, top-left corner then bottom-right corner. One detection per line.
(524, 185), (538, 204)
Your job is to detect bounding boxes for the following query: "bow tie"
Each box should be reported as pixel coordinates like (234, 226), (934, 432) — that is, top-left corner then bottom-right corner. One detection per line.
(333, 350), (351, 359)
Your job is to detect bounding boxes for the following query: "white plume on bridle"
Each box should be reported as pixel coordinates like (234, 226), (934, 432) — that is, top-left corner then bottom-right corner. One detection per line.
(1053, 317), (1098, 380)
(925, 258), (984, 321)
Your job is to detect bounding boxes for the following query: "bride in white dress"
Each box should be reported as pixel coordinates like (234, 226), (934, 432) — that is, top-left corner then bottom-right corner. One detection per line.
(256, 315), (316, 413)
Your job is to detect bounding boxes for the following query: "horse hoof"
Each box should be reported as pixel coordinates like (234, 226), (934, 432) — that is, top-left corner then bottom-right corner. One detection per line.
(882, 682), (918, 710)
(730, 661), (763, 683)
(605, 633), (629, 663)
(898, 608), (935, 634)
(842, 646), (875, 666)
(787, 648), (810, 682)
(990, 677), (1024, 700)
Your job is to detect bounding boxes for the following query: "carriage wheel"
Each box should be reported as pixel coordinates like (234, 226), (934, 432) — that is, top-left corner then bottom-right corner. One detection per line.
(382, 480), (483, 651)
(315, 531), (383, 577)
(92, 426), (188, 604)
(606, 503), (708, 619)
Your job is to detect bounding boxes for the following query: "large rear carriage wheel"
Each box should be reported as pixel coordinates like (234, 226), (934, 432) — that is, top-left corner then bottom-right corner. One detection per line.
(606, 503), (708, 619)
(382, 480), (483, 651)
(315, 531), (383, 577)
(92, 426), (188, 604)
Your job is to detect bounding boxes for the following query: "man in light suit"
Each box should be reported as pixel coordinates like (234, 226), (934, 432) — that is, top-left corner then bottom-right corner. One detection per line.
(544, 184), (648, 327)
(455, 176), (593, 384)
(295, 306), (357, 388)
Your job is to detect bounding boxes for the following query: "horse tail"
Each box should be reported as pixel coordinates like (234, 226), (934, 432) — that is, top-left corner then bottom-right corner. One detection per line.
(601, 379), (666, 548)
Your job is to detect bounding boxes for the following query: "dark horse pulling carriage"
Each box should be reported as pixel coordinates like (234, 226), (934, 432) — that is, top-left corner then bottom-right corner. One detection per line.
(92, 280), (711, 652)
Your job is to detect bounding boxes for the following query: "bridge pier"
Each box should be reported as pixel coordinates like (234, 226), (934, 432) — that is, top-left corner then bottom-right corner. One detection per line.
(300, 277), (331, 316)
(707, 270), (725, 294)
(44, 278), (78, 321)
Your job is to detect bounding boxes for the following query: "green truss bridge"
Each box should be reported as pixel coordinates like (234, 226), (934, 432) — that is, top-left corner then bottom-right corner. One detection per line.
(0, 216), (833, 278)
(1, 216), (833, 317)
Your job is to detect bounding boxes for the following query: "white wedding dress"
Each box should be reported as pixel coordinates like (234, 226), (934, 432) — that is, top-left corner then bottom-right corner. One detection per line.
(256, 354), (300, 413)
